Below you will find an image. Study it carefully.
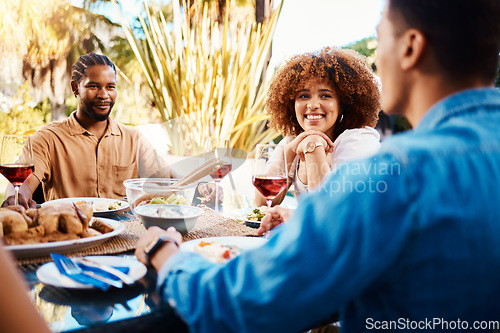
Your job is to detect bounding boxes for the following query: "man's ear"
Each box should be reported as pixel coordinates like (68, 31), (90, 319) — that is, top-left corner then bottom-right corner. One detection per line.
(400, 28), (426, 71)
(70, 80), (79, 96)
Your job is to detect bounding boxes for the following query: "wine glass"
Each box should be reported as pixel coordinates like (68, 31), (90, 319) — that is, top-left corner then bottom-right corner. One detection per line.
(205, 138), (232, 213)
(0, 134), (34, 205)
(252, 144), (288, 237)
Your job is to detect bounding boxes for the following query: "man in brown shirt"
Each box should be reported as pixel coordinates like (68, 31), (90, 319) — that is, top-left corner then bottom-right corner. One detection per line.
(2, 53), (172, 207)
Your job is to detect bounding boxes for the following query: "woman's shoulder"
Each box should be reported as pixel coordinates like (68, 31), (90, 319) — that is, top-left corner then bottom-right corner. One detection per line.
(337, 126), (380, 141)
(334, 126), (380, 146)
(277, 135), (295, 145)
(332, 127), (381, 163)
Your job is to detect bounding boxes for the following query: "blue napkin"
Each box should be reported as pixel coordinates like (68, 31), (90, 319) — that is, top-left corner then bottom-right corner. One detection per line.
(76, 262), (130, 282)
(50, 253), (110, 290)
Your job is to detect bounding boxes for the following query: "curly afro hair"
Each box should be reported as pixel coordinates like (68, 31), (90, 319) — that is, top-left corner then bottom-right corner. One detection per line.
(266, 46), (381, 140)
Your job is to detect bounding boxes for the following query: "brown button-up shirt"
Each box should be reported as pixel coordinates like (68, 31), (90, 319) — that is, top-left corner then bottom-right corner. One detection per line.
(28, 112), (169, 200)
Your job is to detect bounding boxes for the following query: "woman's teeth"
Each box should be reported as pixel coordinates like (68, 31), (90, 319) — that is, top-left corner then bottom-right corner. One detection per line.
(306, 115), (323, 120)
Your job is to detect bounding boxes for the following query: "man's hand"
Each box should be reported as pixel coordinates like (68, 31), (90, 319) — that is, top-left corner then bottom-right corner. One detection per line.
(197, 182), (223, 205)
(257, 206), (293, 235)
(1, 194), (37, 209)
(135, 226), (183, 272)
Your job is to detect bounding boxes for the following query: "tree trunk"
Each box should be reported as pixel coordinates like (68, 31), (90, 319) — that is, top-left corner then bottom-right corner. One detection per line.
(50, 57), (71, 121)
(255, 0), (271, 24)
(23, 57), (71, 121)
(255, 0), (272, 93)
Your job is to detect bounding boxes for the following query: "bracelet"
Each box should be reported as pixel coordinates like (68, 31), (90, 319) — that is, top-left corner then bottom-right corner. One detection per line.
(144, 235), (180, 266)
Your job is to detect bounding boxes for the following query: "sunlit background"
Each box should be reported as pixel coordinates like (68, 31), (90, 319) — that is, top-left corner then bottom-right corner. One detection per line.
(0, 0), (398, 200)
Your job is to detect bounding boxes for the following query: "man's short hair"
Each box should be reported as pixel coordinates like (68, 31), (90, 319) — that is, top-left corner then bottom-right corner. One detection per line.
(389, 0), (500, 82)
(71, 53), (116, 83)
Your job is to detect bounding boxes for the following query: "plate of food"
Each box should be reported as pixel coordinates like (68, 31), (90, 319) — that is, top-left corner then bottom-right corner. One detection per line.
(36, 255), (147, 289)
(43, 197), (129, 216)
(181, 236), (267, 263)
(2, 202), (125, 258)
(226, 206), (270, 228)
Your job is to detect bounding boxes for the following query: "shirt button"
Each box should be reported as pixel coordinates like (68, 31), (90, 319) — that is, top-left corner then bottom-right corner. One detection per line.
(168, 298), (176, 308)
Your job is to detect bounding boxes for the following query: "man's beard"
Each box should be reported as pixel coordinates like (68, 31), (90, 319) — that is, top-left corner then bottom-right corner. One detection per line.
(81, 100), (114, 121)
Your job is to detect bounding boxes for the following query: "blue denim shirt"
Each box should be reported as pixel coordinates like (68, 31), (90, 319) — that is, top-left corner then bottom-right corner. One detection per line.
(158, 88), (500, 332)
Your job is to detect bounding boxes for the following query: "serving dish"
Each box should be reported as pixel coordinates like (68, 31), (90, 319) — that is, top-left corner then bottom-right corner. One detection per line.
(134, 204), (203, 234)
(5, 218), (124, 259)
(42, 197), (129, 216)
(226, 207), (269, 228)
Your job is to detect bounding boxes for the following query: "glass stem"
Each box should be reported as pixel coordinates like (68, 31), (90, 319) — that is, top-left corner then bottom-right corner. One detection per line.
(265, 199), (273, 238)
(214, 180), (220, 213)
(14, 185), (19, 206)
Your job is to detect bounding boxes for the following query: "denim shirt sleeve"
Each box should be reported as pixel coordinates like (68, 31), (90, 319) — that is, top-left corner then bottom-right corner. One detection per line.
(158, 152), (415, 333)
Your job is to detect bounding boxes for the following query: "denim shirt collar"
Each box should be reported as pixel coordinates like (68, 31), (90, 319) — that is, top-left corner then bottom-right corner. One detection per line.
(416, 87), (500, 132)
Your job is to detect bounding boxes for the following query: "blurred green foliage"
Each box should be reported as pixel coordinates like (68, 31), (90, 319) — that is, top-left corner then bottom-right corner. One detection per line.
(344, 37), (377, 70)
(0, 82), (51, 135)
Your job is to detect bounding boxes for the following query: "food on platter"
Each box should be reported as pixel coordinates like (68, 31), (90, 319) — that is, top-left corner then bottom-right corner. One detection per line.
(0, 202), (115, 246)
(245, 206), (269, 222)
(193, 240), (241, 263)
(76, 200), (126, 212)
(90, 219), (115, 234)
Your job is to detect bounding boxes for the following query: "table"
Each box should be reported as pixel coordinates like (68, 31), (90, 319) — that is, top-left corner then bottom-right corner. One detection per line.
(17, 206), (259, 332)
(21, 257), (188, 333)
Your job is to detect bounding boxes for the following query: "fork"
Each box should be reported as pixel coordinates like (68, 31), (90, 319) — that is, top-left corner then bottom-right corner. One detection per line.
(51, 253), (122, 289)
(75, 257), (134, 285)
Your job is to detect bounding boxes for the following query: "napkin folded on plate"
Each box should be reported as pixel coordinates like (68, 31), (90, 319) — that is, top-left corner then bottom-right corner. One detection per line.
(50, 253), (131, 290)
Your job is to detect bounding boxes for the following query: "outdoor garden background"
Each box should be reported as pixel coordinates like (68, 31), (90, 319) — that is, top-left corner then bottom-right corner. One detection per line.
(1, 0), (499, 202)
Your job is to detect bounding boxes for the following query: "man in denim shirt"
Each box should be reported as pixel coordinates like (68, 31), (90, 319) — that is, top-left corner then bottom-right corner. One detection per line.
(135, 0), (500, 332)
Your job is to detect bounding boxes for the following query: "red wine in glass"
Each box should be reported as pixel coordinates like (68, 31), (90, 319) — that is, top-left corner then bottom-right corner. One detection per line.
(205, 138), (231, 213)
(252, 176), (287, 199)
(210, 163), (232, 180)
(1, 134), (34, 205)
(252, 144), (288, 238)
(0, 164), (34, 186)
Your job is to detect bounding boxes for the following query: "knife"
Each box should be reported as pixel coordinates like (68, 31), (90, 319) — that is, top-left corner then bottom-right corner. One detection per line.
(75, 257), (135, 285)
(50, 253), (122, 290)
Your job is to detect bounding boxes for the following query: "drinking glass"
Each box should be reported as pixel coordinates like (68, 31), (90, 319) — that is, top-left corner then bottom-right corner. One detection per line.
(0, 135), (34, 205)
(252, 144), (288, 236)
(205, 138), (232, 213)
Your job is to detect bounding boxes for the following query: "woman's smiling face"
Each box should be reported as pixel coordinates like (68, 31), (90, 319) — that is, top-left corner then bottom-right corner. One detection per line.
(294, 78), (340, 139)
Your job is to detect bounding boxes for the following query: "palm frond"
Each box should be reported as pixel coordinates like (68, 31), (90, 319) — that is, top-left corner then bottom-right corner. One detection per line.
(111, 0), (282, 155)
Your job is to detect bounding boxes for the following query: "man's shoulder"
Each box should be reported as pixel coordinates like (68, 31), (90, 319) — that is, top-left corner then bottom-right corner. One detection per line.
(32, 118), (71, 137)
(109, 118), (141, 138)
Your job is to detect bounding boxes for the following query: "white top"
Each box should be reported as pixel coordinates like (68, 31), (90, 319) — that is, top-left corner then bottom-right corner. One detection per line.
(278, 127), (381, 199)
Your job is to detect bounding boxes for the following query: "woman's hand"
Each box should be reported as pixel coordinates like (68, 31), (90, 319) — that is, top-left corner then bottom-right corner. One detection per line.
(287, 130), (335, 158)
(296, 133), (335, 161)
(135, 226), (183, 271)
(257, 206), (293, 235)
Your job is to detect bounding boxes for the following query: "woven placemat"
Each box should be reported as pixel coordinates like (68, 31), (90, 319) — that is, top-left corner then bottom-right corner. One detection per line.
(183, 205), (259, 241)
(16, 205), (258, 265)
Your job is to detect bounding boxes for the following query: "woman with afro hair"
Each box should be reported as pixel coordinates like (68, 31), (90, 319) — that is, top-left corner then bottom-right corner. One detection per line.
(256, 47), (382, 233)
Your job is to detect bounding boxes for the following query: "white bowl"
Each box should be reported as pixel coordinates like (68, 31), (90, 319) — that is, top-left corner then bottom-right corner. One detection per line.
(123, 178), (197, 217)
(134, 204), (203, 234)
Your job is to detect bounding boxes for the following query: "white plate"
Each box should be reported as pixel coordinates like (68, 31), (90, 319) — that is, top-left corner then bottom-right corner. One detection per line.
(42, 197), (130, 216)
(181, 236), (267, 253)
(36, 256), (147, 289)
(226, 207), (269, 228)
(5, 218), (125, 259)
